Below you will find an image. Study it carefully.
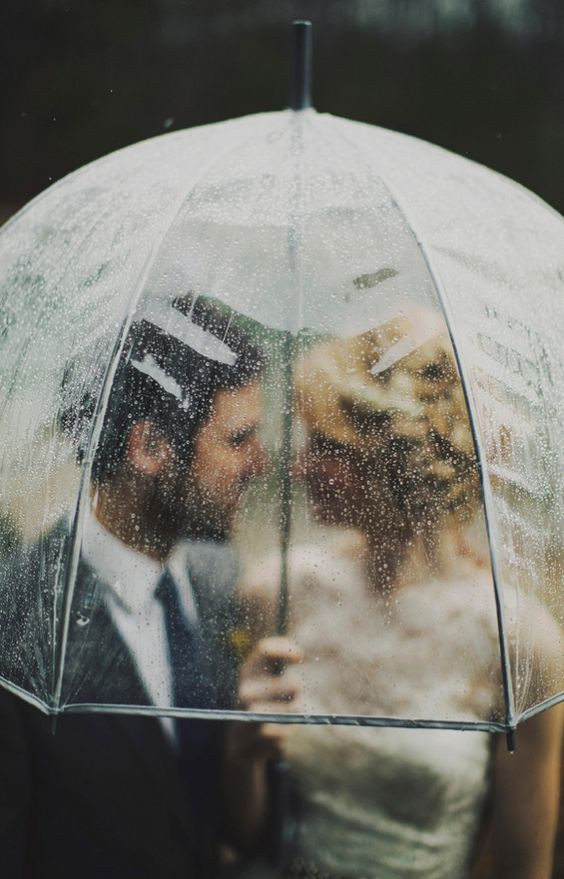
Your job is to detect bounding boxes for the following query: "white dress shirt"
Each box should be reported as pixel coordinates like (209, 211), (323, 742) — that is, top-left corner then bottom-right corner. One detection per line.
(82, 508), (199, 742)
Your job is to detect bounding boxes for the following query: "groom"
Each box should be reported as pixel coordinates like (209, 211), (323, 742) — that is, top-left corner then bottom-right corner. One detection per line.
(0, 295), (300, 877)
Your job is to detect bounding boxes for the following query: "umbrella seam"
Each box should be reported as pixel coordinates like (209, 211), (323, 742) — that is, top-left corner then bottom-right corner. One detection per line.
(56, 703), (517, 733)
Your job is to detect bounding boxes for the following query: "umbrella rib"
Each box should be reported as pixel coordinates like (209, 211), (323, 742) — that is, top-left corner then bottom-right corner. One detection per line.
(319, 115), (517, 739)
(388, 220), (518, 734)
(59, 701), (513, 733)
(6, 191), (151, 706)
(516, 691), (564, 724)
(52, 119), (280, 713)
(44, 199), (138, 701)
(277, 108), (310, 635)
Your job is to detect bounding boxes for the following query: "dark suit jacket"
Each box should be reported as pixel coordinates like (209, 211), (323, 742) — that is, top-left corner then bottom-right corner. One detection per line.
(0, 530), (243, 879)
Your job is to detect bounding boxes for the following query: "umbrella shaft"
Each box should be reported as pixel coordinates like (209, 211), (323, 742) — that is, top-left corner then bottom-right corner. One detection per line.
(290, 20), (312, 111)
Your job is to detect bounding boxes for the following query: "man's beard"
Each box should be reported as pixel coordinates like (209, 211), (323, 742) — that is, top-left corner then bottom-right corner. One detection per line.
(177, 480), (233, 541)
(146, 465), (233, 544)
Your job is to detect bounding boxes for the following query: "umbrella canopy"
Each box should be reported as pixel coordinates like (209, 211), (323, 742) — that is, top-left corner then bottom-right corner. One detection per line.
(0, 106), (561, 735)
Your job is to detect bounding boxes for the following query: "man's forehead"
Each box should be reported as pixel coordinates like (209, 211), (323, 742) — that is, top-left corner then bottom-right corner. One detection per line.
(211, 381), (262, 423)
(216, 380), (261, 402)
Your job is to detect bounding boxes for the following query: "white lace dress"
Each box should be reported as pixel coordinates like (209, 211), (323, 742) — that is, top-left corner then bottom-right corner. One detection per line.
(249, 539), (504, 879)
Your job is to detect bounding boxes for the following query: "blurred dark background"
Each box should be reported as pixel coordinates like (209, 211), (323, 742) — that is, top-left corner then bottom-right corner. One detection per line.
(2, 0), (564, 224)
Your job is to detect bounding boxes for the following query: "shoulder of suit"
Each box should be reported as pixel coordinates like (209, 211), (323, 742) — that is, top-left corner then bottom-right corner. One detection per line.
(183, 539), (239, 601)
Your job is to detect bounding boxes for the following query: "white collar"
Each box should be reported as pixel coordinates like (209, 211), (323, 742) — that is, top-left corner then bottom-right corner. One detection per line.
(82, 507), (199, 623)
(82, 507), (164, 615)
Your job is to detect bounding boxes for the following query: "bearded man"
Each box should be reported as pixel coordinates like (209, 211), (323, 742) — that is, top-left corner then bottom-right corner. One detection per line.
(0, 294), (300, 878)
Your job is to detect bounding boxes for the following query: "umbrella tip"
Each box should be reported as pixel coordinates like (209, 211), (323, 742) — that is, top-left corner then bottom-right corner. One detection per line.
(290, 20), (313, 111)
(506, 727), (517, 753)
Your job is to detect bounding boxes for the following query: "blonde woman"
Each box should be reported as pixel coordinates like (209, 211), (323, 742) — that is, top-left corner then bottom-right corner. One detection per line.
(243, 314), (562, 879)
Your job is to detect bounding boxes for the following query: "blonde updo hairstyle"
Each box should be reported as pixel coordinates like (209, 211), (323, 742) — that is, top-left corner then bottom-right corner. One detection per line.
(295, 313), (482, 557)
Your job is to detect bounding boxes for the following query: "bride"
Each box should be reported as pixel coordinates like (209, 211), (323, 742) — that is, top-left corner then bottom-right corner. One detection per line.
(242, 314), (562, 879)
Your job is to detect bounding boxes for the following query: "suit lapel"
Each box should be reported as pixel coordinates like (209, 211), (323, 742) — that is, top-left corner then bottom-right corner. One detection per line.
(63, 559), (198, 842)
(63, 559), (149, 706)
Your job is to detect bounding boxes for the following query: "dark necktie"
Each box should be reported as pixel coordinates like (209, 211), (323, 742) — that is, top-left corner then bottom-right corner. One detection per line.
(155, 568), (211, 710)
(155, 568), (222, 866)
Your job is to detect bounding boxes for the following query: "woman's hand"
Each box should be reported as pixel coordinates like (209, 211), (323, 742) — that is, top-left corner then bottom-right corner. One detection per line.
(234, 636), (303, 757)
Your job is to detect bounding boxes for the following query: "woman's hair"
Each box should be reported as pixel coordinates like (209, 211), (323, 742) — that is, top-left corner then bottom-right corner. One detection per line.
(295, 314), (481, 541)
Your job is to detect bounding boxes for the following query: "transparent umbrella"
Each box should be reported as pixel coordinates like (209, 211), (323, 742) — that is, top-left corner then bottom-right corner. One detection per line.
(0, 27), (561, 750)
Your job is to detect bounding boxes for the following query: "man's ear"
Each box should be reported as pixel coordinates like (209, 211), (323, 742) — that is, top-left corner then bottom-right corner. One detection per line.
(127, 420), (174, 475)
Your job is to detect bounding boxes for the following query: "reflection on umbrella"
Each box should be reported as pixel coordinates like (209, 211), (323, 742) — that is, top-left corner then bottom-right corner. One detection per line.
(0, 21), (561, 756)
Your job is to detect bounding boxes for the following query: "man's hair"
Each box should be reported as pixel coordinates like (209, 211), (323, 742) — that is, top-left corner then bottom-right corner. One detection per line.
(63, 295), (264, 484)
